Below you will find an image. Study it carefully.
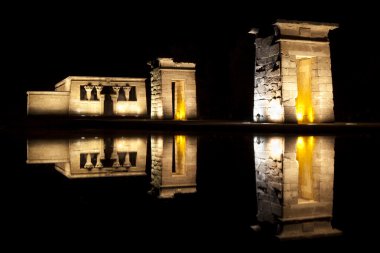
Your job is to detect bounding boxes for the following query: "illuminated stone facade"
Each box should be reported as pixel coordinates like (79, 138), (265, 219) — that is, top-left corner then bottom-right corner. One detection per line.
(149, 58), (197, 120)
(27, 76), (147, 117)
(27, 136), (147, 178)
(254, 135), (341, 239)
(254, 20), (338, 123)
(150, 135), (197, 198)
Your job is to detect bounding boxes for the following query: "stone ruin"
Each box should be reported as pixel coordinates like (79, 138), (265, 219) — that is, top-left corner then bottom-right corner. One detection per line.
(254, 20), (338, 123)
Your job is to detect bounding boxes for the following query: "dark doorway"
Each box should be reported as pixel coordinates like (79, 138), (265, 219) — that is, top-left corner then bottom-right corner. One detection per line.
(102, 86), (114, 116)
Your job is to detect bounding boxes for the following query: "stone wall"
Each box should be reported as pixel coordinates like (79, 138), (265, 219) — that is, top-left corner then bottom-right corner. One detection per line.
(150, 68), (163, 119)
(68, 77), (147, 117)
(27, 76), (147, 117)
(254, 37), (283, 122)
(27, 91), (69, 115)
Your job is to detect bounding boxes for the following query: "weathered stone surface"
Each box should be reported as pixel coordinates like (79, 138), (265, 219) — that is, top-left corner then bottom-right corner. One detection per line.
(253, 21), (336, 123)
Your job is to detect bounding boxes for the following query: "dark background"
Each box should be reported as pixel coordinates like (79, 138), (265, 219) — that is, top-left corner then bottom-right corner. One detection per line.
(2, 1), (379, 122)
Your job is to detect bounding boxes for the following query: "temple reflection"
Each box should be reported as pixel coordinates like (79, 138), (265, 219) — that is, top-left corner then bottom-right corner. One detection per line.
(254, 135), (341, 239)
(27, 136), (147, 178)
(150, 135), (197, 198)
(26, 134), (198, 198)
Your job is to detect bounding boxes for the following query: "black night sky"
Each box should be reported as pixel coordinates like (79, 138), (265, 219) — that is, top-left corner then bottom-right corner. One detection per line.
(2, 1), (379, 122)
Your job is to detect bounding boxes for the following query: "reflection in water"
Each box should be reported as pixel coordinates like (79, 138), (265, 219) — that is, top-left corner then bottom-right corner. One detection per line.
(254, 135), (341, 239)
(27, 136), (147, 178)
(26, 134), (198, 198)
(26, 133), (342, 240)
(297, 136), (314, 202)
(150, 135), (197, 198)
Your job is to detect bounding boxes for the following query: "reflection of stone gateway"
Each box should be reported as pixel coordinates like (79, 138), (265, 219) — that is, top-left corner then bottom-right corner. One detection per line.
(150, 135), (197, 198)
(253, 135), (341, 239)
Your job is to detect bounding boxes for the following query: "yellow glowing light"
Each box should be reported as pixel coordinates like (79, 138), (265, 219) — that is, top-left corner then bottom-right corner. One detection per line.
(296, 136), (315, 202)
(296, 112), (304, 121)
(174, 81), (186, 120)
(307, 108), (314, 123)
(174, 135), (186, 175)
(296, 58), (314, 123)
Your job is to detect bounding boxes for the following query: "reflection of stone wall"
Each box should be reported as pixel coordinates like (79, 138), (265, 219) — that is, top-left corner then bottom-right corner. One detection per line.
(254, 136), (284, 222)
(150, 135), (197, 198)
(27, 139), (69, 163)
(254, 135), (341, 239)
(151, 136), (163, 194)
(254, 37), (283, 122)
(149, 58), (197, 120)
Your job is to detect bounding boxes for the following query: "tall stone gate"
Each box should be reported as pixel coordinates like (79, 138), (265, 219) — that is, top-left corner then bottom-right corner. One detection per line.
(254, 20), (338, 123)
(150, 58), (197, 120)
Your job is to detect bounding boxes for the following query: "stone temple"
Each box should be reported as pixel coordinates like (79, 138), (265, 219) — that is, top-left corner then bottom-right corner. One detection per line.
(254, 20), (338, 123)
(27, 58), (197, 119)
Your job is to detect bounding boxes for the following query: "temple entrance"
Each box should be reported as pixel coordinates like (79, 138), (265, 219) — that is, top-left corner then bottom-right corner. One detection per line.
(296, 58), (314, 123)
(172, 81), (186, 120)
(103, 86), (114, 116)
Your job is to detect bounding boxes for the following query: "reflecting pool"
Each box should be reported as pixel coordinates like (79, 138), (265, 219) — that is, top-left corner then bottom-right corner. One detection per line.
(1, 130), (378, 249)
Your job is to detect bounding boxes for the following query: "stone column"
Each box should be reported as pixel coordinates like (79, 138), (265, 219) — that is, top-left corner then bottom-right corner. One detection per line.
(95, 85), (103, 100)
(112, 153), (121, 168)
(84, 153), (94, 169)
(112, 86), (121, 98)
(123, 86), (131, 101)
(84, 85), (94, 101)
(110, 95), (118, 115)
(99, 94), (105, 115)
(112, 86), (121, 115)
(123, 152), (132, 168)
(96, 85), (104, 115)
(95, 153), (103, 169)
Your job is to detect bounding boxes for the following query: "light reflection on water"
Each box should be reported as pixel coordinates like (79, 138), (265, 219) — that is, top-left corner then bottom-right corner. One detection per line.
(254, 135), (341, 239)
(25, 132), (341, 241)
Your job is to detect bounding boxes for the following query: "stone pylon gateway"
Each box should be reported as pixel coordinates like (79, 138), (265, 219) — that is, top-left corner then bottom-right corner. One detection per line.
(253, 20), (338, 123)
(149, 58), (197, 120)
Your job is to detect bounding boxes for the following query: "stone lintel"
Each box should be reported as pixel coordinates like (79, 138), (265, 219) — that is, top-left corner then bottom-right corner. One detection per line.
(274, 19), (338, 40)
(149, 58), (196, 70)
(275, 19), (339, 29)
(277, 37), (330, 44)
